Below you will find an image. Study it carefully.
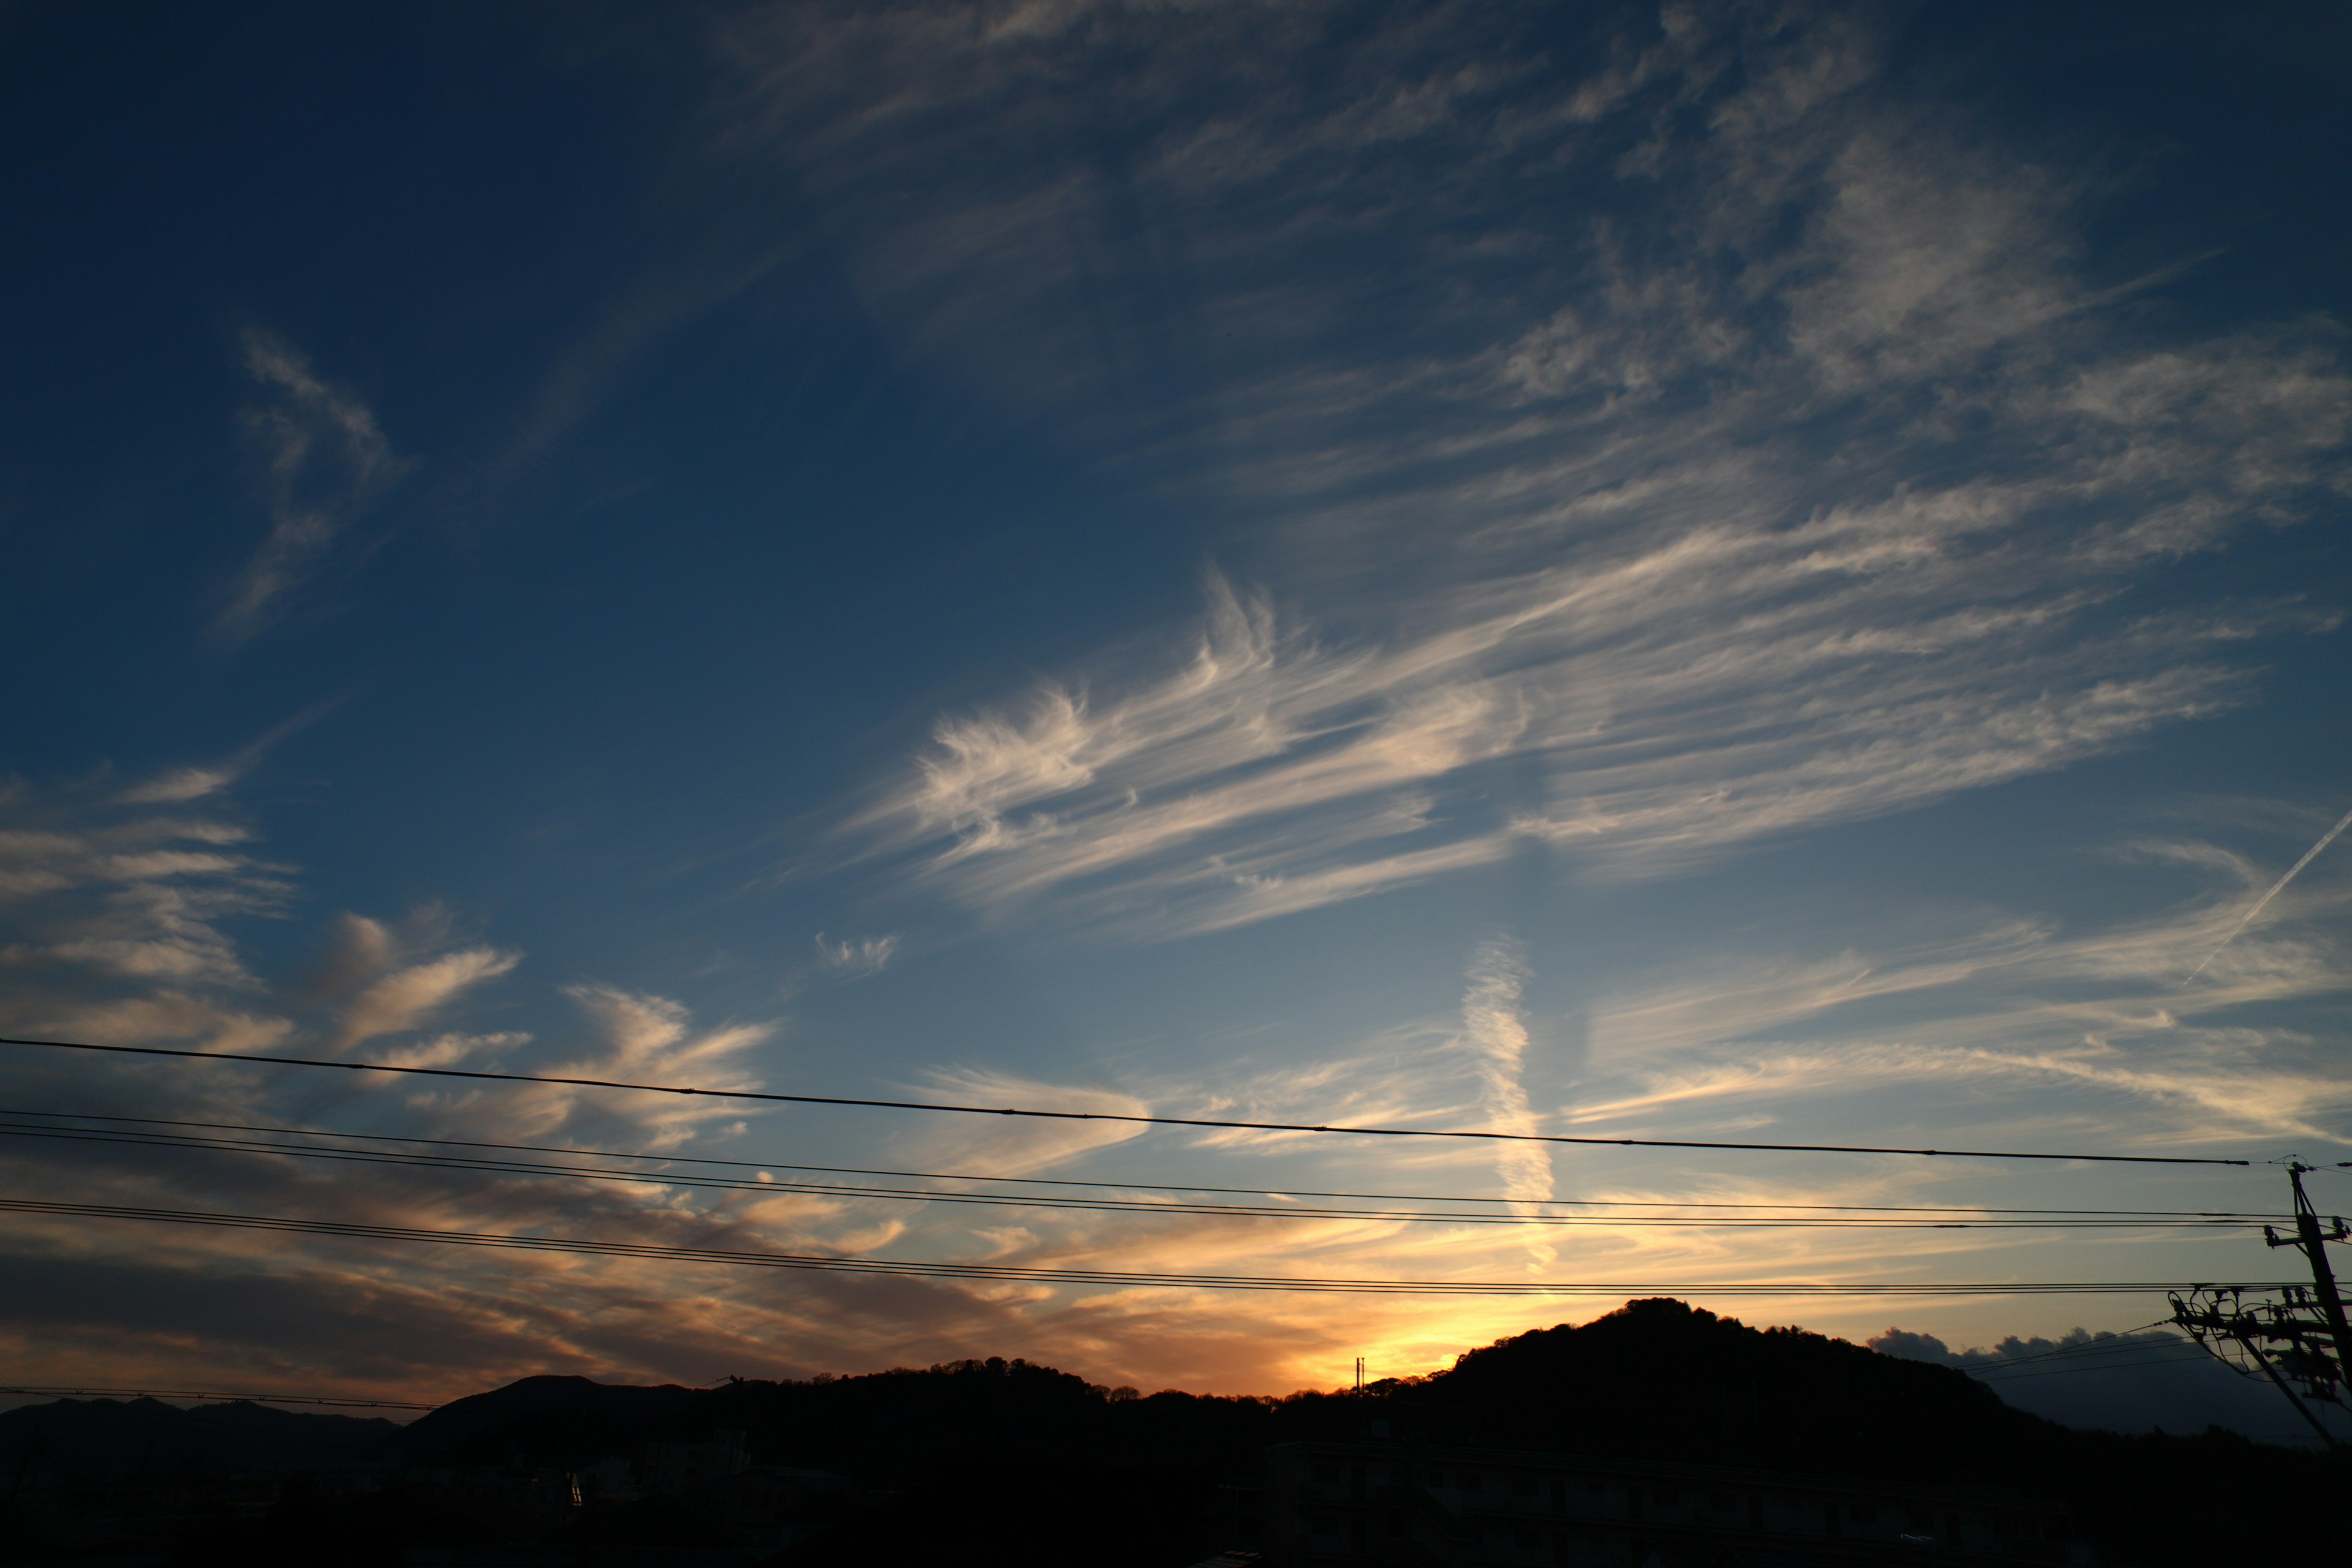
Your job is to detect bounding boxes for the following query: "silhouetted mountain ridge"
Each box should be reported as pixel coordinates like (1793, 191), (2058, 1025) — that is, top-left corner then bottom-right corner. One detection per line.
(390, 1301), (2049, 1480)
(1395, 1297), (2058, 1479)
(396, 1372), (700, 1457)
(380, 1298), (2346, 1564)
(5, 1300), (2342, 1564)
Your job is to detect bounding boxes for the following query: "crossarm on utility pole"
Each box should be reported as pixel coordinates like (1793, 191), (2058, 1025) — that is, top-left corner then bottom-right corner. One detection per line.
(2275, 1165), (2352, 1394)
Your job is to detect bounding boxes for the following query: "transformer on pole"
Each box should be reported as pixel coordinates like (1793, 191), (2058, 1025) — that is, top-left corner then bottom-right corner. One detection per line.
(2171, 1163), (2351, 1446)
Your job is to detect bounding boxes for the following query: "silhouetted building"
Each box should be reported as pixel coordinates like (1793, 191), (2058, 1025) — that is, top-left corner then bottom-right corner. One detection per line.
(643, 1428), (748, 1496)
(581, 1453), (639, 1501)
(1266, 1440), (2082, 1566)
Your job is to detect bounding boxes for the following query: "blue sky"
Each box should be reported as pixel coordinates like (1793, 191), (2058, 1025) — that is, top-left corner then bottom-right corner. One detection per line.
(2, 1), (2350, 1427)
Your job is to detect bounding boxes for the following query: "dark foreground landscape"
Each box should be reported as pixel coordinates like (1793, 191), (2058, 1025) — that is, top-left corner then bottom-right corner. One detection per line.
(2, 1301), (2340, 1567)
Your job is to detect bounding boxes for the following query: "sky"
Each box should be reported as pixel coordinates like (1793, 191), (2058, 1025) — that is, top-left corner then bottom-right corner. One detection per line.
(2, 1), (2350, 1439)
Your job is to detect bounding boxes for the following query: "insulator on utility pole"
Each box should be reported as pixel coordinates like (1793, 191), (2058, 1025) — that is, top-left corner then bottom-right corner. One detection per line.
(2170, 1164), (2352, 1447)
(2271, 1163), (2352, 1398)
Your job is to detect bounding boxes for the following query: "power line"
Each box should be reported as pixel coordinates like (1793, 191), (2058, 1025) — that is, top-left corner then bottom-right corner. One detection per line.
(0, 1119), (2272, 1232)
(0, 1036), (2253, 1167)
(0, 1384), (433, 1411)
(0, 1196), (2302, 1298)
(0, 1109), (2281, 1218)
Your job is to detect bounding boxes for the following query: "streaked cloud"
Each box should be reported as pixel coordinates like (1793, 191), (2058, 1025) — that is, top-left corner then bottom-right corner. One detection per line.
(1457, 937), (1555, 1267)
(883, 1066), (1153, 1177)
(216, 328), (411, 645)
(1565, 853), (2352, 1153)
(0, 793), (287, 1006)
(2, 1), (2345, 1416)
(332, 946), (521, 1051)
(113, 764), (248, 807)
(2184, 800), (2352, 981)
(796, 6), (2347, 938)
(2, 768), (2338, 1399)
(113, 706), (339, 808)
(371, 1031), (532, 1071)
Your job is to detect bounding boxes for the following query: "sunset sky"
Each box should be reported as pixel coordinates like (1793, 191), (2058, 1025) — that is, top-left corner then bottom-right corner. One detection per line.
(3, 2), (2349, 1421)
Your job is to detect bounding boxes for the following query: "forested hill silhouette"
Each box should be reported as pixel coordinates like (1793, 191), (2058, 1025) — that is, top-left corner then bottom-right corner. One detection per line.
(386, 1299), (2051, 1482)
(1400, 1297), (2060, 1477)
(379, 1298), (2334, 1562)
(395, 1373), (701, 1458)
(4, 1300), (2342, 1563)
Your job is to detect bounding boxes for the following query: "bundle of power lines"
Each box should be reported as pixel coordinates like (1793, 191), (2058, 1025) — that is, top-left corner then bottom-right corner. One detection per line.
(0, 1035), (2308, 1305)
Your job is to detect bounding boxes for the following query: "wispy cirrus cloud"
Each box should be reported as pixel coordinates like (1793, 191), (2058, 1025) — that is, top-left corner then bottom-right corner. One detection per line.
(215, 328), (412, 645)
(285, 904), (524, 1054)
(881, 1065), (1151, 1177)
(6, 2), (2348, 1413)
(2184, 800), (2352, 981)
(774, 4), (2348, 939)
(1558, 840), (2352, 1155)
(1457, 938), (1555, 1267)
(814, 931), (900, 978)
(331, 947), (521, 1052)
(0, 771), (875, 1396)
(4, 755), (2337, 1401)
(0, 792), (289, 1011)
(111, 704), (341, 809)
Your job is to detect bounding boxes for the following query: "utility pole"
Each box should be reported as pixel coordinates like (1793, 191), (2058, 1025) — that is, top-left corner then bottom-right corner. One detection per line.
(2171, 1161), (2351, 1446)
(2269, 1162), (2352, 1381)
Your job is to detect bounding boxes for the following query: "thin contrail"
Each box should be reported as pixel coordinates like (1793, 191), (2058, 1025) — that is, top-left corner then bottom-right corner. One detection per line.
(2185, 800), (2352, 982)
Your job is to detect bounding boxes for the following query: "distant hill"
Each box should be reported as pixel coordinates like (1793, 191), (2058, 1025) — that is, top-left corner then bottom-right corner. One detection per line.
(393, 1372), (700, 1459)
(4, 1301), (2342, 1564)
(1394, 1295), (2064, 1479)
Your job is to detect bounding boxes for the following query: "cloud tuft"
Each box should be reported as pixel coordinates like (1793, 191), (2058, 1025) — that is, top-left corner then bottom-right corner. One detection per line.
(814, 932), (900, 978)
(216, 329), (411, 644)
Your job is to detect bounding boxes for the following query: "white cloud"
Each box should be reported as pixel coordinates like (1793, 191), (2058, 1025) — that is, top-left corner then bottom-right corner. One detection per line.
(507, 984), (780, 1148)
(304, 910), (402, 1000)
(1457, 938), (1556, 1268)
(2184, 801), (2352, 981)
(216, 328), (412, 644)
(371, 1031), (532, 1071)
(1558, 848), (2352, 1154)
(0, 803), (287, 998)
(6, 773), (2336, 1398)
(773, 6), (2347, 938)
(113, 764), (246, 807)
(814, 932), (900, 977)
(113, 707), (337, 807)
(332, 946), (521, 1050)
(884, 1066), (1152, 1177)
(9, 3), (2349, 1409)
